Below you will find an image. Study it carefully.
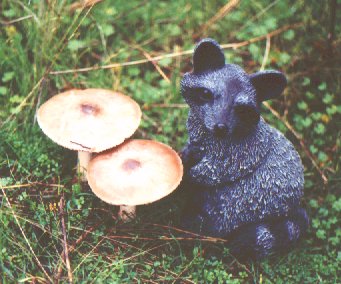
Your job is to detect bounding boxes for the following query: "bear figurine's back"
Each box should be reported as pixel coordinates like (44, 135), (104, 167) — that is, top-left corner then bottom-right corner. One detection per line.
(181, 38), (309, 259)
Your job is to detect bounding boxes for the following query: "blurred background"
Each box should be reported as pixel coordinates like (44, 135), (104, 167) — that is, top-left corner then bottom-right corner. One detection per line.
(0, 0), (340, 282)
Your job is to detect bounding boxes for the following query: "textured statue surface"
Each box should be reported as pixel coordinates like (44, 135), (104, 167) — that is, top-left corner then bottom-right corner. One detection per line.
(181, 38), (309, 259)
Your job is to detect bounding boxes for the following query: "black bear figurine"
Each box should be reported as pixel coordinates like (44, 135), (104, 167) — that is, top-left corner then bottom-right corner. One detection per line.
(181, 38), (309, 259)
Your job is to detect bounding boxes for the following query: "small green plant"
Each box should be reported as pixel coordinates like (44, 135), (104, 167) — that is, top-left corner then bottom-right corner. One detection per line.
(309, 194), (341, 248)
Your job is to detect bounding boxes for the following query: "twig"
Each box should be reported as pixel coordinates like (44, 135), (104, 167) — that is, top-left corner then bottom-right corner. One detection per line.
(54, 225), (99, 282)
(0, 14), (33, 25)
(69, 0), (103, 12)
(142, 112), (159, 128)
(194, 0), (240, 38)
(1, 182), (64, 190)
(74, 225), (227, 243)
(50, 50), (193, 75)
(12, 0), (40, 24)
(143, 103), (188, 109)
(69, 226), (98, 254)
(49, 23), (303, 75)
(58, 196), (73, 283)
(106, 235), (227, 243)
(1, 186), (53, 282)
(147, 223), (228, 243)
(135, 45), (171, 83)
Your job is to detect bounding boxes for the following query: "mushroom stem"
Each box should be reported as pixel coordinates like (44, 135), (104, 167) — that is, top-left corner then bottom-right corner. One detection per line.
(78, 151), (91, 181)
(118, 205), (136, 221)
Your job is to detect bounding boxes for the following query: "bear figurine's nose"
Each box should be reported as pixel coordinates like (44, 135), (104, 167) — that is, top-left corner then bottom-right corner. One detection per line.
(213, 123), (228, 137)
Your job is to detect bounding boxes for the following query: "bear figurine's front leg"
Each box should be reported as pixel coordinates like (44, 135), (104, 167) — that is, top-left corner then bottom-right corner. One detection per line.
(180, 143), (210, 234)
(181, 143), (204, 170)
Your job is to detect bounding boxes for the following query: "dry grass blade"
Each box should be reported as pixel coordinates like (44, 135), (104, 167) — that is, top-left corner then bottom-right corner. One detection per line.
(171, 257), (196, 284)
(54, 225), (100, 282)
(148, 223), (228, 243)
(220, 22), (303, 49)
(231, 0), (281, 37)
(0, 15), (33, 25)
(195, 0), (240, 37)
(145, 103), (188, 109)
(138, 47), (171, 83)
(107, 237), (195, 284)
(260, 35), (271, 71)
(104, 235), (227, 243)
(49, 23), (303, 75)
(71, 239), (104, 273)
(1, 186), (53, 282)
(1, 182), (64, 190)
(59, 196), (73, 283)
(49, 49), (194, 75)
(69, 0), (103, 12)
(1, 3), (96, 128)
(119, 243), (170, 264)
(2, 76), (45, 126)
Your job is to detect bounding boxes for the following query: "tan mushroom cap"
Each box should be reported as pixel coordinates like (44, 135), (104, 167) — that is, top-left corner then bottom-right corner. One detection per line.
(87, 139), (183, 205)
(37, 89), (141, 152)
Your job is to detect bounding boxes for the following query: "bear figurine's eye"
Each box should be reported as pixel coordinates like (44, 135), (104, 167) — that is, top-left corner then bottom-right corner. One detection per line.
(235, 105), (249, 117)
(235, 105), (259, 123)
(197, 88), (214, 103)
(184, 87), (214, 105)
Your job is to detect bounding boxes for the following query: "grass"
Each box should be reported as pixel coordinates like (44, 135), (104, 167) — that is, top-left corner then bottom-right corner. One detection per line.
(1, 0), (341, 283)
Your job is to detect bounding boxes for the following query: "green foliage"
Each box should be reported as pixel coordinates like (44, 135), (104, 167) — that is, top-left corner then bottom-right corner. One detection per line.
(0, 0), (340, 282)
(260, 248), (339, 283)
(309, 195), (341, 247)
(0, 125), (69, 180)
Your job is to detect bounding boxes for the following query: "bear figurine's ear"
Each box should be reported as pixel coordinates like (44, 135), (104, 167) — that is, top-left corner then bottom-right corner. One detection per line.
(193, 38), (225, 74)
(249, 70), (287, 102)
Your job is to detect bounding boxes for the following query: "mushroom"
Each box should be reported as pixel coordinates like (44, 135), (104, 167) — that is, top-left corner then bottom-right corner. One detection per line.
(37, 88), (141, 181)
(87, 139), (183, 219)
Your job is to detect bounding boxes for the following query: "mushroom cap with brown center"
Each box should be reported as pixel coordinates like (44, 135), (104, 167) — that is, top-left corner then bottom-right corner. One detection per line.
(87, 139), (183, 205)
(37, 89), (141, 152)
